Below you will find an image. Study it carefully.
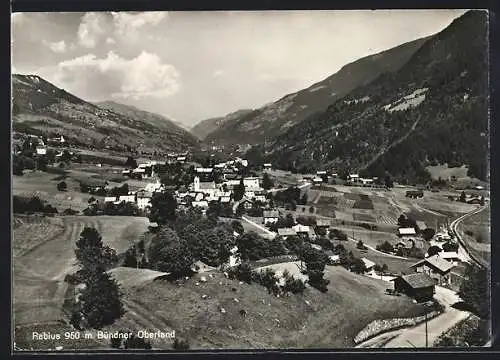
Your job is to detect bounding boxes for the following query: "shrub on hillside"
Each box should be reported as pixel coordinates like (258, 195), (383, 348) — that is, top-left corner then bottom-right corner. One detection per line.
(376, 241), (394, 253)
(227, 262), (253, 284)
(172, 338), (190, 350)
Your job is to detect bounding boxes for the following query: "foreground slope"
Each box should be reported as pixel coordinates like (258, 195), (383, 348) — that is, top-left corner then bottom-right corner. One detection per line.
(204, 37), (429, 145)
(12, 75), (199, 153)
(263, 10), (488, 183)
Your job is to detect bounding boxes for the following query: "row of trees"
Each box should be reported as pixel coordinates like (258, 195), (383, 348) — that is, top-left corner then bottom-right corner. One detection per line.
(13, 196), (58, 215)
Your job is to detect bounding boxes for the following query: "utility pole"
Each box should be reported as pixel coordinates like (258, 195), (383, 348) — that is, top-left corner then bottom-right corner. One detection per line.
(425, 309), (428, 348)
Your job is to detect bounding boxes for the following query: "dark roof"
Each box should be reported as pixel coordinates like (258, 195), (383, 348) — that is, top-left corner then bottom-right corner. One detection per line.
(411, 254), (454, 274)
(393, 273), (436, 289)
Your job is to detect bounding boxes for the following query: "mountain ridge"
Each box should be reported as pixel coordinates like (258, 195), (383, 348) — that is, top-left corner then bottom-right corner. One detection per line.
(203, 35), (431, 145)
(12, 74), (200, 154)
(258, 10), (488, 183)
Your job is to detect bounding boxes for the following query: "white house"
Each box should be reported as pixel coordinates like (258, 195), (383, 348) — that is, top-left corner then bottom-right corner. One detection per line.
(104, 196), (117, 203)
(312, 177), (323, 184)
(360, 178), (374, 185)
(136, 191), (153, 210)
(398, 227), (417, 237)
(311, 244), (323, 251)
(316, 170), (327, 176)
(192, 201), (209, 210)
(437, 251), (461, 265)
(119, 195), (136, 203)
(277, 228), (297, 239)
(243, 177), (260, 189)
(253, 191), (267, 203)
(193, 176), (218, 196)
(229, 246), (241, 267)
(176, 156), (187, 162)
(196, 167), (214, 174)
(263, 163), (272, 170)
(263, 210), (279, 225)
(220, 196), (231, 203)
(36, 146), (47, 155)
(349, 174), (360, 182)
(145, 181), (163, 193)
(293, 224), (310, 235)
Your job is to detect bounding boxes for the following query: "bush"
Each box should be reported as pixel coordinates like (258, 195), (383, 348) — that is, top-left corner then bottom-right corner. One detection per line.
(282, 274), (306, 294)
(63, 208), (79, 215)
(172, 338), (190, 350)
(356, 240), (368, 250)
(227, 262), (253, 283)
(376, 241), (394, 253)
(253, 268), (280, 295)
(307, 270), (329, 292)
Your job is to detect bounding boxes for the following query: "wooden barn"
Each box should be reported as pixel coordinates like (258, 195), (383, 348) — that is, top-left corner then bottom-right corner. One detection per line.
(391, 273), (436, 303)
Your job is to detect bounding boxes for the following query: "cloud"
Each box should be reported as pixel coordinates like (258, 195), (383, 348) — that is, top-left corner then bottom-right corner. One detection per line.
(77, 12), (110, 48)
(43, 40), (67, 53)
(106, 37), (116, 45)
(111, 11), (167, 37)
(38, 51), (180, 101)
(213, 69), (224, 77)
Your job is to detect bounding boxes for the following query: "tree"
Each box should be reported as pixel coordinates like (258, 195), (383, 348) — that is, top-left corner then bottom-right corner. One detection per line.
(125, 156), (138, 169)
(384, 174), (394, 188)
(458, 264), (489, 318)
(376, 241), (394, 253)
(309, 206), (315, 214)
(235, 203), (245, 217)
(397, 214), (407, 226)
(206, 201), (221, 221)
(421, 228), (436, 241)
(442, 241), (459, 252)
(460, 191), (466, 203)
(149, 192), (178, 225)
(79, 271), (125, 329)
(198, 226), (235, 267)
(480, 196), (485, 206)
(236, 231), (273, 261)
(123, 335), (152, 349)
(356, 240), (367, 250)
(36, 157), (47, 171)
(262, 173), (274, 190)
(350, 257), (368, 274)
(123, 246), (138, 268)
(57, 181), (67, 191)
(427, 245), (442, 257)
(233, 179), (245, 201)
(231, 220), (244, 235)
(172, 338), (190, 350)
(148, 227), (193, 278)
(75, 228), (117, 275)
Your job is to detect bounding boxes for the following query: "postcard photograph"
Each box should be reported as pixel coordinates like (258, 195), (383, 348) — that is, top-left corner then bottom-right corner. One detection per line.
(11, 9), (491, 351)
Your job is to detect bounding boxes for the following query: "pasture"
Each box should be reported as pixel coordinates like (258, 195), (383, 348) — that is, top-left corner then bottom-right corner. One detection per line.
(13, 215), (151, 348)
(101, 266), (428, 349)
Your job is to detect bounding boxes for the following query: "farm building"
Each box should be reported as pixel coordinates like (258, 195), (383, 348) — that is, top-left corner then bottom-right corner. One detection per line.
(410, 254), (454, 286)
(277, 228), (297, 239)
(391, 273), (436, 302)
(316, 219), (331, 229)
(220, 196), (231, 203)
(238, 198), (254, 210)
(263, 163), (272, 170)
(416, 221), (427, 230)
(243, 177), (260, 189)
(313, 177), (323, 184)
(253, 191), (267, 203)
(119, 195), (136, 203)
(466, 197), (482, 205)
(311, 244), (323, 251)
(176, 156), (187, 162)
(36, 146), (47, 155)
(348, 174), (360, 182)
(361, 258), (376, 274)
(263, 210), (279, 225)
(436, 251), (461, 265)
(398, 227), (417, 238)
(360, 178), (374, 185)
(81, 179), (108, 192)
(293, 224), (310, 235)
(192, 201), (209, 210)
(104, 196), (117, 203)
(406, 190), (424, 198)
(136, 191), (153, 210)
(327, 254), (340, 265)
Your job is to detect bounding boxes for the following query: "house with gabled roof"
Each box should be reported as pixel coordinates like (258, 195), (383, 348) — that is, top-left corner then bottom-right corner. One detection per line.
(391, 273), (435, 302)
(263, 210), (279, 225)
(410, 254), (455, 286)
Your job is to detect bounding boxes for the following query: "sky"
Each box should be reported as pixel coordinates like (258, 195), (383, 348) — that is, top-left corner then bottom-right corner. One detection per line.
(11, 10), (468, 128)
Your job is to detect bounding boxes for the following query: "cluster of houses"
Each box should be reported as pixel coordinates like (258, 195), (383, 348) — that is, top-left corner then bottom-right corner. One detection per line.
(103, 157), (271, 214)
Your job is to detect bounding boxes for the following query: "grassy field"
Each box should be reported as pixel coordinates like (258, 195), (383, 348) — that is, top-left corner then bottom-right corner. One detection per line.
(97, 266), (429, 349)
(13, 215), (151, 349)
(13, 171), (100, 212)
(460, 207), (490, 267)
